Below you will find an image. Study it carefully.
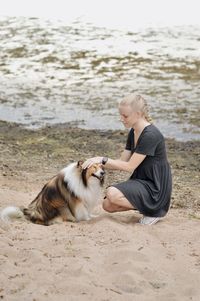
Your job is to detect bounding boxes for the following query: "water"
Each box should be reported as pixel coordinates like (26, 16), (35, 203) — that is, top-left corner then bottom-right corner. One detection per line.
(0, 16), (200, 141)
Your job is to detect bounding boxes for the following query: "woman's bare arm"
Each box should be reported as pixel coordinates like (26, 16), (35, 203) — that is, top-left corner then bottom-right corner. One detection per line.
(104, 152), (146, 173)
(82, 152), (146, 173)
(120, 149), (132, 161)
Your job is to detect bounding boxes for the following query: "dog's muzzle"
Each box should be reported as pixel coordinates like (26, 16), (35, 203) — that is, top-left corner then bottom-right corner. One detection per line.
(92, 171), (105, 182)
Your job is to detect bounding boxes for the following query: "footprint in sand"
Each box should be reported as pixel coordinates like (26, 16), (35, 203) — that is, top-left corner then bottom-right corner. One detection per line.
(104, 248), (149, 277)
(112, 273), (145, 295)
(104, 248), (151, 294)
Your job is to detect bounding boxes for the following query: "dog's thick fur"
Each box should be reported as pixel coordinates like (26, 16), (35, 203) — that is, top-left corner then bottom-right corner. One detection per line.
(0, 161), (105, 226)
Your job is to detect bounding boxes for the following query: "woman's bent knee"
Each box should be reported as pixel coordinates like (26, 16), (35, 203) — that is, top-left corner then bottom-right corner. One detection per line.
(106, 186), (119, 202)
(102, 198), (114, 212)
(105, 186), (134, 210)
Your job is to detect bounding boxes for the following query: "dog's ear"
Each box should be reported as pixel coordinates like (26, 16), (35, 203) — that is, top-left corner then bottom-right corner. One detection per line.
(77, 160), (84, 168)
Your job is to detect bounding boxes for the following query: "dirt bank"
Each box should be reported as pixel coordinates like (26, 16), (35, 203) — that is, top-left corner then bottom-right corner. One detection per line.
(0, 120), (199, 211)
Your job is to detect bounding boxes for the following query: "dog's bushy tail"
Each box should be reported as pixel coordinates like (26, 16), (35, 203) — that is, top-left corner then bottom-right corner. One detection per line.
(0, 206), (24, 222)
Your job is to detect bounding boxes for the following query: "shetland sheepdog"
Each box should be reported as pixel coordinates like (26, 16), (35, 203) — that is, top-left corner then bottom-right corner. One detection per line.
(0, 161), (105, 226)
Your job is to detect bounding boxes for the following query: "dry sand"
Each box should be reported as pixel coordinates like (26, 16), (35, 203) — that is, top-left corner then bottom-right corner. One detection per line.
(0, 121), (200, 301)
(1, 186), (200, 301)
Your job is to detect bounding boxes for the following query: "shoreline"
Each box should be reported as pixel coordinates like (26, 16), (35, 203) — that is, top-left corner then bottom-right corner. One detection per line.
(1, 119), (200, 141)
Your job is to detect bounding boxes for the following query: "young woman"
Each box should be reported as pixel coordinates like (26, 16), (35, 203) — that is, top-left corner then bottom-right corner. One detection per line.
(83, 94), (172, 225)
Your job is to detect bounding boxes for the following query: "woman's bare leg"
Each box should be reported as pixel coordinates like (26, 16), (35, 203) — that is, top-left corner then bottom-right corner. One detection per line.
(102, 186), (134, 213)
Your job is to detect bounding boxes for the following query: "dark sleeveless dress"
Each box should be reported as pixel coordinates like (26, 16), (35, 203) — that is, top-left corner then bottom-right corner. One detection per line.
(112, 124), (172, 217)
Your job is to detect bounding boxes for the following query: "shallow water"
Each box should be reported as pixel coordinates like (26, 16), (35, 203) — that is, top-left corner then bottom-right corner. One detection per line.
(0, 16), (200, 140)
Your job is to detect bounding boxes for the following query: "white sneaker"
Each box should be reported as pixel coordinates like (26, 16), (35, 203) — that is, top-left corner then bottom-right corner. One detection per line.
(139, 216), (163, 225)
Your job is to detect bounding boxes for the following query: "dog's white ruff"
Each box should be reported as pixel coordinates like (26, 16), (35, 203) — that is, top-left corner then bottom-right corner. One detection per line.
(62, 163), (102, 213)
(0, 206), (23, 222)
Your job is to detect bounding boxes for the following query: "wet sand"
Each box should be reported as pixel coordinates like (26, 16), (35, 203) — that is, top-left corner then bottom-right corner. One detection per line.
(0, 120), (200, 300)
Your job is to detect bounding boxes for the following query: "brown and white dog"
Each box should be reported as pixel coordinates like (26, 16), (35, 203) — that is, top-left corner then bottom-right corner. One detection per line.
(0, 161), (105, 226)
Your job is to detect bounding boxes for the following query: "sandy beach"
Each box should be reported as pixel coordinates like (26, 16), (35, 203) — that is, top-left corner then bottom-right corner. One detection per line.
(0, 121), (200, 301)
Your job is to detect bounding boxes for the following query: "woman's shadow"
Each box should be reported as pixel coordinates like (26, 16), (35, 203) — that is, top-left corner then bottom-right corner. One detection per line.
(88, 210), (140, 225)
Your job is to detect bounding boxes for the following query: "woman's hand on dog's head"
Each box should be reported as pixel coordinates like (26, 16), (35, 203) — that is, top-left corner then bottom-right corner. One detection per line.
(82, 157), (103, 169)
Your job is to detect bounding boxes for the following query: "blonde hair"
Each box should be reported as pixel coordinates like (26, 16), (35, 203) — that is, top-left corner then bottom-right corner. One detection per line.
(120, 94), (153, 123)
